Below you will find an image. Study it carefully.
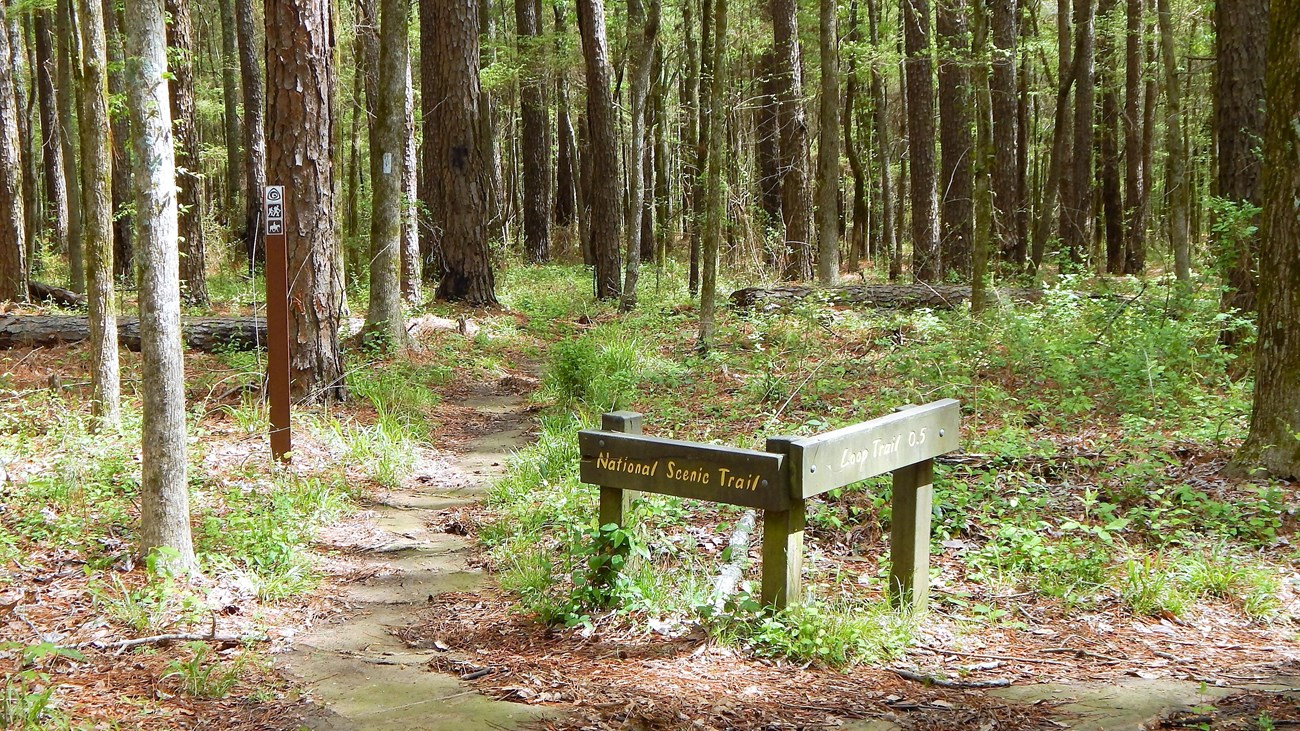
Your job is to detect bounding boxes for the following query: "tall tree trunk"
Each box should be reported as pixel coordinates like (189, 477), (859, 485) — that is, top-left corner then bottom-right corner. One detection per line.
(651, 42), (670, 264)
(576, 0), (622, 299)
(266, 0), (345, 399)
(867, 0), (896, 273)
(33, 9), (68, 266)
(772, 0), (812, 281)
(125, 0), (195, 570)
(1098, 0), (1123, 273)
(56, 0), (83, 292)
(990, 0), (1021, 265)
(1121, 0), (1146, 274)
(1235, 0), (1299, 478)
(165, 0), (209, 306)
(1032, 0), (1071, 271)
(1215, 0), (1267, 322)
(518, 0), (552, 263)
(843, 0), (868, 267)
(698, 0), (725, 347)
(363, 0), (409, 345)
(1062, 0), (1094, 264)
(553, 1), (577, 229)
(217, 0), (242, 224)
(235, 0), (267, 263)
(400, 58), (420, 301)
(8, 15), (37, 267)
(1156, 0), (1188, 283)
(478, 0), (504, 243)
(418, 0), (441, 279)
(0, 0), (24, 302)
(427, 0), (499, 305)
(686, 0), (704, 295)
(79, 0), (118, 426)
(937, 0), (973, 279)
(904, 0), (939, 280)
(971, 0), (992, 312)
(755, 47), (781, 265)
(815, 0), (840, 284)
(621, 0), (662, 307)
(104, 1), (132, 280)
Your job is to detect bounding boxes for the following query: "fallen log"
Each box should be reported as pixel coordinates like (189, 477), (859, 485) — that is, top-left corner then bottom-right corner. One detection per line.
(0, 315), (266, 352)
(28, 281), (88, 308)
(729, 284), (1044, 311)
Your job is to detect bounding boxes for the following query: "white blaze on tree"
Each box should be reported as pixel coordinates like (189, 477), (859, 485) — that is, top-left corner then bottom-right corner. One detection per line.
(125, 0), (197, 571)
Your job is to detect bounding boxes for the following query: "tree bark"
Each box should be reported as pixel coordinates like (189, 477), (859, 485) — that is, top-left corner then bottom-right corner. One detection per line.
(576, 0), (622, 299)
(815, 0), (840, 284)
(363, 0), (409, 346)
(755, 47), (781, 263)
(427, 0), (499, 305)
(903, 0), (939, 280)
(104, 2), (132, 280)
(1121, 0), (1146, 274)
(1215, 0), (1267, 322)
(970, 0), (993, 313)
(400, 57), (420, 302)
(1236, 0), (1300, 478)
(1098, 0), (1123, 274)
(217, 0), (242, 223)
(842, 0), (867, 267)
(1032, 0), (1072, 271)
(517, 0), (551, 263)
(0, 314), (268, 351)
(56, 0), (83, 293)
(165, 0), (209, 306)
(7, 14), (37, 267)
(235, 0), (267, 263)
(0, 0), (25, 303)
(936, 0), (973, 279)
(686, 0), (704, 295)
(867, 0), (896, 273)
(33, 9), (68, 266)
(79, 0), (118, 426)
(553, 1), (577, 229)
(265, 0), (346, 400)
(125, 0), (195, 570)
(990, 0), (1022, 266)
(1062, 0), (1094, 264)
(698, 0), (726, 347)
(772, 0), (813, 281)
(621, 0), (662, 308)
(1156, 0), (1189, 283)
(418, 0), (442, 279)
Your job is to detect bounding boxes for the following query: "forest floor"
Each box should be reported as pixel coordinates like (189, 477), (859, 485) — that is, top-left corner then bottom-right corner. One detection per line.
(2, 264), (1299, 730)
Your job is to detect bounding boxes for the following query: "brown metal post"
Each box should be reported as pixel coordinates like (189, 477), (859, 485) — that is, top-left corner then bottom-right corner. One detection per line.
(264, 185), (291, 462)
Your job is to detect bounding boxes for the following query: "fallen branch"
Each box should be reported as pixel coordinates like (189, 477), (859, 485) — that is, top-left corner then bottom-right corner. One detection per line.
(76, 631), (253, 654)
(0, 315), (266, 352)
(918, 644), (1074, 667)
(891, 668), (1012, 689)
(28, 281), (87, 308)
(730, 284), (1044, 312)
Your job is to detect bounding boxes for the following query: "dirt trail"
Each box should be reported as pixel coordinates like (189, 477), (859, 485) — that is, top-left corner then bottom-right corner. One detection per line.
(280, 386), (557, 731)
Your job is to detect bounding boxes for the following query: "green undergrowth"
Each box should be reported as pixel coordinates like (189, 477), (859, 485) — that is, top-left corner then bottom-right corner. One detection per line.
(478, 267), (1294, 667)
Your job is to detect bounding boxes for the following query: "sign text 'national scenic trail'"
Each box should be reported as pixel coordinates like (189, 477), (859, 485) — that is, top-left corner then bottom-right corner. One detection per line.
(579, 400), (961, 611)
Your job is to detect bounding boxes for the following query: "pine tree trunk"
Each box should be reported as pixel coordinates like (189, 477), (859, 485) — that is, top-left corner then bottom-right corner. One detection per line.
(936, 0), (973, 279)
(165, 0), (209, 306)
(1062, 0), (1094, 264)
(755, 47), (781, 265)
(903, 0), (939, 280)
(843, 0), (867, 267)
(418, 0), (442, 279)
(990, 0), (1021, 266)
(79, 0), (118, 426)
(400, 58), (420, 301)
(971, 0), (992, 312)
(428, 0), (498, 305)
(7, 16), (37, 267)
(0, 0), (25, 303)
(517, 0), (551, 263)
(125, 0), (195, 570)
(56, 0), (82, 293)
(867, 0), (896, 272)
(1215, 0), (1267, 323)
(33, 10), (68, 265)
(104, 3), (132, 280)
(621, 0), (662, 308)
(1033, 0), (1071, 271)
(478, 0), (504, 243)
(1098, 0), (1123, 274)
(686, 0), (704, 296)
(772, 0), (813, 281)
(265, 0), (346, 400)
(1156, 0), (1188, 283)
(698, 0), (726, 347)
(651, 43), (670, 263)
(576, 0), (622, 299)
(1235, 0), (1300, 478)
(236, 0), (267, 263)
(363, 0), (409, 345)
(1121, 0), (1146, 274)
(815, 0), (839, 284)
(217, 0), (242, 223)
(553, 2), (577, 229)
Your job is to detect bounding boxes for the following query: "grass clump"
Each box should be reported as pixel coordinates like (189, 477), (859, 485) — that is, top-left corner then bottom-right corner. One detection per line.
(709, 595), (915, 668)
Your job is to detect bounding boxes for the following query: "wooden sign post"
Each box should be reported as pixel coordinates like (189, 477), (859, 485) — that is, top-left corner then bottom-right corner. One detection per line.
(580, 399), (960, 612)
(264, 186), (291, 463)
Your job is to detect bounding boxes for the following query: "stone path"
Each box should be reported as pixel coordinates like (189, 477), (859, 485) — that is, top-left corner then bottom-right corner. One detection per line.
(280, 389), (555, 731)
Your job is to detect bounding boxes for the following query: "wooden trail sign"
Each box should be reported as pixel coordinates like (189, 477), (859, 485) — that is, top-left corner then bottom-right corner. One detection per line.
(264, 185), (290, 463)
(580, 401), (961, 612)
